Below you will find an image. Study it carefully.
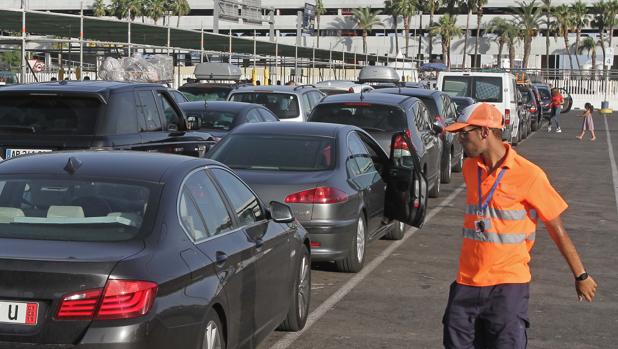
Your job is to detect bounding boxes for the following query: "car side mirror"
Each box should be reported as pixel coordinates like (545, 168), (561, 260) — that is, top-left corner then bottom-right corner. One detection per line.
(432, 122), (443, 134)
(186, 116), (200, 130)
(269, 201), (294, 223)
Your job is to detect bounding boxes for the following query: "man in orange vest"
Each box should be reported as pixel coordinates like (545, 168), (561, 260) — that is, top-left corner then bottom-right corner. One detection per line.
(442, 103), (597, 348)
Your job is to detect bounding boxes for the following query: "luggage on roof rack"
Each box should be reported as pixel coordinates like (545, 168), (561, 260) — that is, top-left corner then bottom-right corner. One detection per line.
(358, 66), (400, 84)
(193, 63), (242, 81)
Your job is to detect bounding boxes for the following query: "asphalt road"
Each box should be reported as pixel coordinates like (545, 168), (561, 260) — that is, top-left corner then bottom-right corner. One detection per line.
(260, 110), (618, 349)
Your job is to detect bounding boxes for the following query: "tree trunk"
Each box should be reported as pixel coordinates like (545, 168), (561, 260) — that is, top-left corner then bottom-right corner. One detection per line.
(417, 13), (423, 59)
(177, 14), (181, 28)
(523, 35), (531, 69)
(592, 46), (597, 80)
(404, 18), (410, 57)
(317, 16), (321, 49)
(443, 37), (449, 68)
(509, 42), (515, 70)
(363, 32), (367, 54)
(498, 40), (504, 68)
(564, 34), (574, 70)
(393, 16), (399, 54)
(545, 16), (550, 71)
(428, 5), (435, 58)
(600, 31), (607, 77)
(463, 10), (471, 68)
(574, 30), (582, 69)
(474, 10), (482, 66)
(447, 38), (451, 68)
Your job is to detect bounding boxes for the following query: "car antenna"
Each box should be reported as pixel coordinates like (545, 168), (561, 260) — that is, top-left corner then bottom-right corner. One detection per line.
(63, 156), (83, 175)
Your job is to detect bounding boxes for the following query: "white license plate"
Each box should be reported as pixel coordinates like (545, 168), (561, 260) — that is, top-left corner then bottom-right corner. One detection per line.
(0, 301), (38, 325)
(4, 148), (52, 159)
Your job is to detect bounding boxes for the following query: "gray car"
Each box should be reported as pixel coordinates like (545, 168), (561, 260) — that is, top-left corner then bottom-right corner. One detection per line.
(208, 122), (428, 273)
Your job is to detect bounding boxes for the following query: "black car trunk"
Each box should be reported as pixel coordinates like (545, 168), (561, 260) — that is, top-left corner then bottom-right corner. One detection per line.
(0, 238), (144, 344)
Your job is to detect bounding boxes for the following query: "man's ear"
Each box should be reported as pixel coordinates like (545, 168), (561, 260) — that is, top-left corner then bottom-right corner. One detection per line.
(480, 127), (490, 139)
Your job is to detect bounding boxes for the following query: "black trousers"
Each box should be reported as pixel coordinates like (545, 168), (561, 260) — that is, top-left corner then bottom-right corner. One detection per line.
(443, 282), (530, 349)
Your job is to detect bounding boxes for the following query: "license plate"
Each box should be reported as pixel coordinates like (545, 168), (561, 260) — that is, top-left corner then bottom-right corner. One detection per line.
(0, 301), (38, 325)
(4, 148), (52, 159)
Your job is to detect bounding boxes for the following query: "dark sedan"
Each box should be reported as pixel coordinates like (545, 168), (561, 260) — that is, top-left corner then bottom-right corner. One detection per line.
(371, 87), (465, 184)
(208, 122), (429, 273)
(0, 151), (310, 348)
(179, 101), (279, 141)
(309, 92), (443, 198)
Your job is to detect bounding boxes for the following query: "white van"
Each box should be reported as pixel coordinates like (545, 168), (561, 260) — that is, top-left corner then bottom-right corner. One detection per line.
(436, 72), (520, 144)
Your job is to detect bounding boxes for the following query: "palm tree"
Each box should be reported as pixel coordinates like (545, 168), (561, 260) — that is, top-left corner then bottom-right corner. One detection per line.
(384, 0), (401, 54)
(109, 0), (129, 20)
(427, 0), (442, 59)
(473, 0), (488, 63)
(315, 0), (326, 49)
(486, 17), (511, 67)
(429, 14), (462, 68)
(352, 7), (383, 54)
(147, 0), (167, 25)
(607, 0), (618, 48)
(540, 0), (554, 70)
(168, 0), (190, 27)
(125, 0), (142, 21)
(553, 4), (575, 70)
(395, 0), (418, 57)
(92, 0), (107, 17)
(578, 37), (599, 78)
(593, 0), (610, 75)
(504, 22), (521, 70)
(461, 0), (477, 68)
(571, 0), (590, 69)
(514, 0), (543, 69)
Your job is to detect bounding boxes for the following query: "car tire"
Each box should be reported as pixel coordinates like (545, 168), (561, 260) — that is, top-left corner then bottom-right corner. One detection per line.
(428, 168), (441, 198)
(336, 216), (366, 273)
(531, 117), (538, 131)
(384, 221), (406, 240)
(512, 126), (520, 146)
(440, 147), (452, 184)
(452, 150), (464, 173)
(201, 312), (226, 349)
(278, 246), (311, 331)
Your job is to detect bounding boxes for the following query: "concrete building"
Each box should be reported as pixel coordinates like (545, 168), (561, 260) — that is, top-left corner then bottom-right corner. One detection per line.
(3, 0), (617, 69)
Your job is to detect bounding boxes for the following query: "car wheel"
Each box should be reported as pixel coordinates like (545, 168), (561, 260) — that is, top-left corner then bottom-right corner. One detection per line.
(336, 216), (366, 273)
(512, 126), (520, 146)
(428, 168), (441, 198)
(531, 116), (538, 131)
(384, 221), (406, 240)
(440, 148), (452, 184)
(452, 150), (464, 173)
(201, 312), (225, 349)
(278, 246), (311, 331)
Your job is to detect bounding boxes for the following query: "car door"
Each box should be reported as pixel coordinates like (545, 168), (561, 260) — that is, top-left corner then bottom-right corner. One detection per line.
(209, 167), (292, 339)
(177, 169), (256, 348)
(346, 131), (385, 235)
(384, 132), (428, 228)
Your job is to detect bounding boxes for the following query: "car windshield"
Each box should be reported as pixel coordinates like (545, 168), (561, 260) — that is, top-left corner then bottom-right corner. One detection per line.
(311, 103), (407, 132)
(178, 87), (231, 101)
(536, 86), (551, 99)
(185, 109), (238, 131)
(0, 177), (155, 242)
(0, 95), (100, 135)
(442, 76), (503, 102)
(210, 135), (335, 171)
(230, 92), (300, 119)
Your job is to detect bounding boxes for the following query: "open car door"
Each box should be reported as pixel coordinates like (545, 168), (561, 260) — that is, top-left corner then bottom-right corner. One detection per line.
(384, 131), (428, 228)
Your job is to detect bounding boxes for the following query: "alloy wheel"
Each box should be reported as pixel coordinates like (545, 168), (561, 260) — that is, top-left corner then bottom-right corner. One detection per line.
(297, 255), (310, 320)
(356, 218), (365, 263)
(202, 320), (222, 349)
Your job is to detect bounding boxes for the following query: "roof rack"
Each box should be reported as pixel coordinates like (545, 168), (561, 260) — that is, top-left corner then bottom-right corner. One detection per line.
(293, 84), (317, 91)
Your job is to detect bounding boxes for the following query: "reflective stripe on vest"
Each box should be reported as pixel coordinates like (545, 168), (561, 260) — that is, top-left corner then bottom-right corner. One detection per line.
(462, 228), (534, 244)
(465, 204), (530, 220)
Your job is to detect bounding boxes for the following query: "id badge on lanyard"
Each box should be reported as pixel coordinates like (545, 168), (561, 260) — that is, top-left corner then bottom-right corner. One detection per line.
(475, 167), (507, 233)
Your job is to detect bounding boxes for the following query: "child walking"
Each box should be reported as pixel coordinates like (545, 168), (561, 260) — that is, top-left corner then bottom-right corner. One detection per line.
(577, 102), (596, 141)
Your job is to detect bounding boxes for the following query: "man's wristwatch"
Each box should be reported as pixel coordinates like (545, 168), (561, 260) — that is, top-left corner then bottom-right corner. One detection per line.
(575, 272), (589, 281)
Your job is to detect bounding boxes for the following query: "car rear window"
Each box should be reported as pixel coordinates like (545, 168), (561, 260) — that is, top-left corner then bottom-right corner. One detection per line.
(179, 87), (231, 101)
(0, 95), (100, 135)
(210, 135), (334, 171)
(310, 103), (407, 132)
(442, 76), (503, 102)
(186, 109), (237, 131)
(229, 92), (300, 119)
(0, 177), (154, 242)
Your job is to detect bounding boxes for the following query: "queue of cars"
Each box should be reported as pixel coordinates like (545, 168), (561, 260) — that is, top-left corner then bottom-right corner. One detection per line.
(0, 62), (552, 348)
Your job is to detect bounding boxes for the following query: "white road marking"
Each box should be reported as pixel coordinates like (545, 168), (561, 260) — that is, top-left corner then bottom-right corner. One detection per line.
(270, 185), (466, 349)
(603, 116), (618, 218)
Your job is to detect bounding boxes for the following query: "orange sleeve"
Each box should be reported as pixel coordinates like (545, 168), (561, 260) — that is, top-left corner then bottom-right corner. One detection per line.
(525, 170), (568, 222)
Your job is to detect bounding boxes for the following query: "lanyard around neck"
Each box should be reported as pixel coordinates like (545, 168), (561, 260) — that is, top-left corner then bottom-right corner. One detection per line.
(477, 167), (507, 216)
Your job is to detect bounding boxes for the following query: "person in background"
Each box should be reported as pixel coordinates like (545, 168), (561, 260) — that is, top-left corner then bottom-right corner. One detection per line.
(548, 88), (563, 133)
(576, 102), (596, 141)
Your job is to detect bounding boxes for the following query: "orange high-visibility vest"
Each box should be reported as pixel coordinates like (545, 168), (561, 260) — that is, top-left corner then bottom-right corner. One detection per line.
(457, 144), (568, 287)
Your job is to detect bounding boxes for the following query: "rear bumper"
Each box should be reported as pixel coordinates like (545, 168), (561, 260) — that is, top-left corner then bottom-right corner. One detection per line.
(302, 218), (357, 262)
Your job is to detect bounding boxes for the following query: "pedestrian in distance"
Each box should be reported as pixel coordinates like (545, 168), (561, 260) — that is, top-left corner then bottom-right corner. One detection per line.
(442, 103), (597, 349)
(548, 88), (563, 133)
(576, 103), (596, 141)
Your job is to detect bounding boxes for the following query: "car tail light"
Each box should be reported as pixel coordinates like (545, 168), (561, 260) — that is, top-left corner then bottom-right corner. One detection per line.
(285, 187), (348, 204)
(56, 289), (102, 319)
(343, 102), (371, 107)
(310, 241), (321, 248)
(504, 109), (511, 126)
(530, 105), (537, 113)
(55, 280), (157, 321)
(393, 129), (412, 150)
